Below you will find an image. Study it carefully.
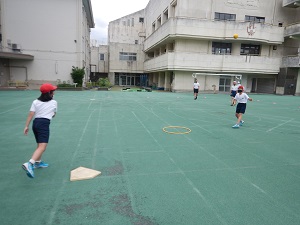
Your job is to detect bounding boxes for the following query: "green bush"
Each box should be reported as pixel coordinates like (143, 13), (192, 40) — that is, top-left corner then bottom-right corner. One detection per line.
(98, 78), (111, 87)
(57, 83), (76, 88)
(70, 66), (85, 86)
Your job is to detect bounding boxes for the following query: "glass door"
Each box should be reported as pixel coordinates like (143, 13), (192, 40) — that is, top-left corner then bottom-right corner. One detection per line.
(120, 75), (126, 85)
(219, 76), (231, 92)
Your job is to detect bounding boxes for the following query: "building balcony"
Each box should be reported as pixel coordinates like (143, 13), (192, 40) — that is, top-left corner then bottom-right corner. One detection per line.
(144, 18), (285, 52)
(284, 23), (300, 38)
(282, 56), (300, 67)
(144, 51), (281, 74)
(282, 0), (300, 8)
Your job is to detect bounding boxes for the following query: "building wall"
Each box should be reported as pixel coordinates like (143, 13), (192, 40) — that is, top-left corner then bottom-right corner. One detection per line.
(141, 0), (300, 93)
(0, 0), (93, 88)
(91, 45), (109, 73)
(107, 10), (146, 84)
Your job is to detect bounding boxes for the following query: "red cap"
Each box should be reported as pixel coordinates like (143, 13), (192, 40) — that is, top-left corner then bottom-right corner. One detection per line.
(238, 85), (244, 90)
(40, 83), (57, 93)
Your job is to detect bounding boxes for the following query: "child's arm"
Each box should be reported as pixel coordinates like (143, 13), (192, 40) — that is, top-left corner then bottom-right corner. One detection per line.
(248, 98), (253, 101)
(24, 111), (35, 135)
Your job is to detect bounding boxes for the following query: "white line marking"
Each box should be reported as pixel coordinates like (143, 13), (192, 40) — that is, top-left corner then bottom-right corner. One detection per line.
(266, 119), (294, 132)
(47, 109), (96, 225)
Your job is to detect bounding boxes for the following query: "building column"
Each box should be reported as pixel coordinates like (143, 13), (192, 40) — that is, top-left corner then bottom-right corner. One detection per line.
(164, 72), (171, 91)
(158, 72), (165, 90)
(296, 69), (300, 96)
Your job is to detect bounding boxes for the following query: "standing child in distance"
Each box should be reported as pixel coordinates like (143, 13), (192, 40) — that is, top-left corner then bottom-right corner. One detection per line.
(230, 81), (238, 106)
(232, 85), (252, 128)
(22, 83), (58, 178)
(193, 79), (200, 100)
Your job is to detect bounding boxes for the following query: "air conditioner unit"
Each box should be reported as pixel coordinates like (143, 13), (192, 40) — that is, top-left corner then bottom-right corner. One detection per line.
(12, 43), (21, 51)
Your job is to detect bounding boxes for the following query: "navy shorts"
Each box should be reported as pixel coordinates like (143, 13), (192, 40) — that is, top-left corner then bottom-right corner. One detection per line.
(32, 118), (50, 143)
(194, 88), (199, 93)
(230, 91), (237, 97)
(236, 103), (247, 114)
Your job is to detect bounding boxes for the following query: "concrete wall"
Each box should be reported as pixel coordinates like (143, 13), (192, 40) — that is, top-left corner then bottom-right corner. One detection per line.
(1, 0), (93, 87)
(108, 10), (146, 83)
(91, 45), (109, 73)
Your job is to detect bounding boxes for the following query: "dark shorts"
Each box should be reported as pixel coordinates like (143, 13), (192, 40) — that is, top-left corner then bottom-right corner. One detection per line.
(32, 118), (50, 143)
(230, 91), (237, 97)
(194, 88), (199, 93)
(236, 103), (247, 114)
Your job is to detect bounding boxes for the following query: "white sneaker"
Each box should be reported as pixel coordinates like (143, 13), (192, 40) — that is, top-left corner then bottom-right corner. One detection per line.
(232, 124), (239, 128)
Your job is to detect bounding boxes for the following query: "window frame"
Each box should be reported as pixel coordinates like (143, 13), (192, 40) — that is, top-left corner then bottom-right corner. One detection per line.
(99, 53), (104, 61)
(240, 44), (261, 56)
(245, 15), (265, 23)
(215, 12), (236, 21)
(212, 42), (232, 55)
(119, 52), (137, 61)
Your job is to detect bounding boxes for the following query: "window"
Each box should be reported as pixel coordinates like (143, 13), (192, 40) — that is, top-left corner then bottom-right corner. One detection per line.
(240, 44), (260, 55)
(127, 19), (130, 26)
(122, 21), (126, 26)
(157, 16), (161, 28)
(131, 18), (134, 27)
(152, 22), (156, 32)
(139, 17), (144, 23)
(163, 8), (168, 23)
(245, 15), (265, 23)
(212, 42), (232, 54)
(215, 12), (236, 21)
(99, 53), (104, 60)
(135, 40), (138, 44)
(119, 52), (137, 61)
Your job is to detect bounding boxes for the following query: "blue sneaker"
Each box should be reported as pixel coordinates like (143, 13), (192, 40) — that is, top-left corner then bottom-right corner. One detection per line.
(22, 162), (34, 178)
(34, 161), (49, 169)
(232, 124), (240, 128)
(239, 120), (244, 126)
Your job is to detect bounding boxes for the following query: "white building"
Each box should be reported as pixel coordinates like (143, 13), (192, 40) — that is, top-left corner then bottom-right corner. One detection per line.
(0, 0), (94, 89)
(90, 44), (109, 81)
(105, 0), (300, 95)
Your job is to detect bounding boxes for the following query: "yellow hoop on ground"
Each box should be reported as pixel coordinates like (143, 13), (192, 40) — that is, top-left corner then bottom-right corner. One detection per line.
(162, 126), (192, 134)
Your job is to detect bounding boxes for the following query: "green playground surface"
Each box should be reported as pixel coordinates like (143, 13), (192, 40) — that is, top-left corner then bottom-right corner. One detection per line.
(0, 90), (300, 225)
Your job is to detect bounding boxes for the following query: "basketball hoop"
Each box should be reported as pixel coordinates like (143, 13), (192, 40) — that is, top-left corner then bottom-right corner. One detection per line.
(247, 22), (256, 36)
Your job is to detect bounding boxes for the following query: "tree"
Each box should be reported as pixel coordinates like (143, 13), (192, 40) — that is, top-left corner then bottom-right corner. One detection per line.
(70, 66), (85, 86)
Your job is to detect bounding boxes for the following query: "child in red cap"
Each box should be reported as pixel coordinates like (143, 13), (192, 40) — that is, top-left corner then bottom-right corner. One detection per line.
(232, 85), (252, 128)
(22, 83), (57, 178)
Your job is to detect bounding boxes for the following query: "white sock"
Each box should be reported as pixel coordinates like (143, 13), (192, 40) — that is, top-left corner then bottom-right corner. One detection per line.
(29, 159), (36, 165)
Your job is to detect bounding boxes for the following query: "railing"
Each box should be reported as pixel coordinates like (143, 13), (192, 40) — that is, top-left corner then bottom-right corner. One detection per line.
(282, 56), (300, 67)
(144, 17), (285, 51)
(144, 51), (281, 74)
(282, 0), (300, 7)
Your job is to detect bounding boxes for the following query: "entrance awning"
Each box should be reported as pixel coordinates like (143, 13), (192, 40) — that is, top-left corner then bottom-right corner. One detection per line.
(0, 52), (34, 60)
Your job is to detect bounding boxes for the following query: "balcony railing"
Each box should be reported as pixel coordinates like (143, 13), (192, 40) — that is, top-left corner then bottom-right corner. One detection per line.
(144, 18), (285, 51)
(282, 56), (300, 67)
(282, 0), (300, 8)
(144, 51), (281, 74)
(284, 23), (300, 38)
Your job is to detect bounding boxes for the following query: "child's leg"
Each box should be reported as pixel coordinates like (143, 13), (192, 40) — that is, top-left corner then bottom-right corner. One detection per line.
(236, 113), (243, 124)
(235, 113), (239, 119)
(31, 143), (48, 161)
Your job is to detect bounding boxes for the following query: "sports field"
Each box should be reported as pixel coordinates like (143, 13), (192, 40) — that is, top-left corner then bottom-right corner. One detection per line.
(0, 90), (300, 225)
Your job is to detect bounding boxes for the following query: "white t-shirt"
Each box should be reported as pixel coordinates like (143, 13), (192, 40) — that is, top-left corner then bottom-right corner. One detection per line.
(231, 85), (238, 91)
(193, 82), (200, 89)
(234, 92), (250, 103)
(30, 99), (57, 120)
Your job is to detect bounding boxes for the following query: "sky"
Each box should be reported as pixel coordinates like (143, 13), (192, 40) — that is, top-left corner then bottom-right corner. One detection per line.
(90, 0), (149, 44)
